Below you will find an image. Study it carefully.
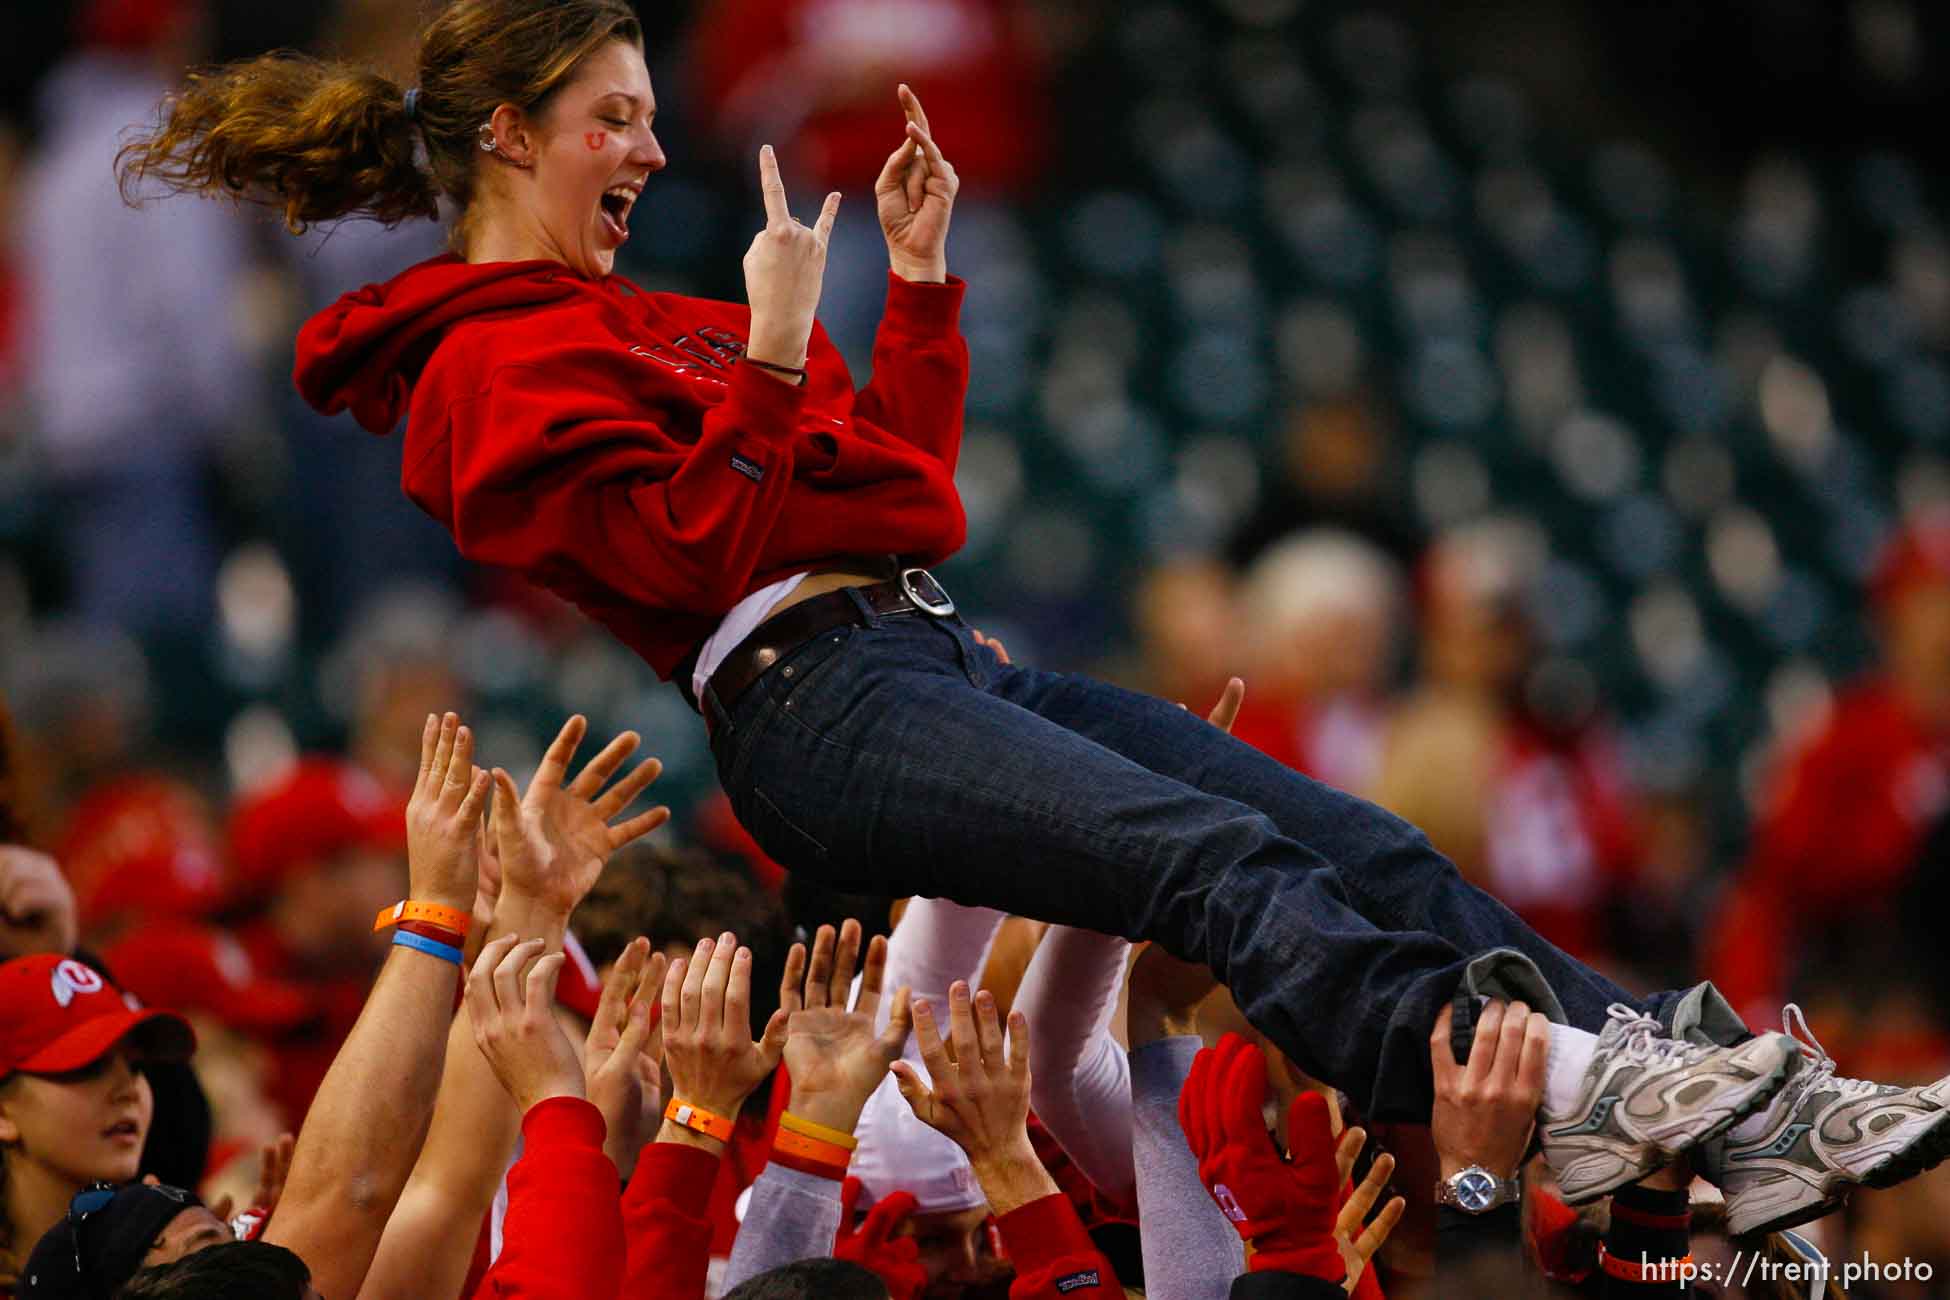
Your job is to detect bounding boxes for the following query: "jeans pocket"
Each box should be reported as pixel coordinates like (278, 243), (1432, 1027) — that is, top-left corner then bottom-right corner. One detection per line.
(744, 786), (831, 866)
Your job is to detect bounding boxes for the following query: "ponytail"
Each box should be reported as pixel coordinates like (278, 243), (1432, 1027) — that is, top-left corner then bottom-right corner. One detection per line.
(117, 52), (438, 234)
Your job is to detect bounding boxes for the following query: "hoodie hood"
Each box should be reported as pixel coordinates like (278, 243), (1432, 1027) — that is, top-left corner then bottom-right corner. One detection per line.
(294, 254), (595, 435)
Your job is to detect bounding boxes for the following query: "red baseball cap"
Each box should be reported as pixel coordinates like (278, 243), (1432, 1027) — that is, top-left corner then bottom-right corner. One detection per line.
(103, 922), (317, 1038)
(0, 954), (195, 1078)
(1870, 513), (1950, 618)
(228, 759), (406, 898)
(57, 775), (229, 929)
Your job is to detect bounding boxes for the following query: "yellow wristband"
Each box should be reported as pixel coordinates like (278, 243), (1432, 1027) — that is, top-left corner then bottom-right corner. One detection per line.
(664, 1098), (735, 1143)
(375, 900), (472, 936)
(778, 1110), (859, 1151)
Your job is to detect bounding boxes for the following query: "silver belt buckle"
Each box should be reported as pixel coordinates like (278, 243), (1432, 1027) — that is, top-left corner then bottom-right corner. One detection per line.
(899, 567), (956, 617)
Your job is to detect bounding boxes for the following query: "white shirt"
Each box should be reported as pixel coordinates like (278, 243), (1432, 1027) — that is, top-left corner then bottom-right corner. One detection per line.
(692, 573), (813, 704)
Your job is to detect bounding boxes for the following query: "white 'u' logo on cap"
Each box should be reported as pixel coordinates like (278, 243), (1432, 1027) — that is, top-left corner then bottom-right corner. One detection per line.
(51, 959), (104, 1008)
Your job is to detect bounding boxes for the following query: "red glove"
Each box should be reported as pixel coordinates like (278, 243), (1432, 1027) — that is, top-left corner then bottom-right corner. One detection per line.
(833, 1176), (929, 1300)
(1178, 1033), (1344, 1282)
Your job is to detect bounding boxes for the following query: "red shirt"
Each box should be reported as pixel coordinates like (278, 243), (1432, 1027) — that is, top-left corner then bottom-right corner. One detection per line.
(480, 1099), (624, 1300)
(1707, 677), (1950, 1018)
(294, 256), (969, 679)
(995, 1193), (1122, 1299)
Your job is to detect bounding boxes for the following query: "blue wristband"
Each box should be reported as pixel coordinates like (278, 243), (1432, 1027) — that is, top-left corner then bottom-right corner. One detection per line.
(393, 928), (464, 967)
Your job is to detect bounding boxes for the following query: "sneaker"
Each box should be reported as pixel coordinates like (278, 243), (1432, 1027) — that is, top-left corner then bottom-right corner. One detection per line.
(1540, 1004), (1801, 1205)
(1712, 1004), (1950, 1237)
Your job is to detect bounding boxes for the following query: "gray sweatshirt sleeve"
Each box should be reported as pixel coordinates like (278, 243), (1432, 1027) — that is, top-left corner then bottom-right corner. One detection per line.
(1130, 1036), (1246, 1300)
(721, 1165), (845, 1290)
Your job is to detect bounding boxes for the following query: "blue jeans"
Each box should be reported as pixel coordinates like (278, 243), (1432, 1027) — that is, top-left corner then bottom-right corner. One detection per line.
(710, 605), (1657, 1121)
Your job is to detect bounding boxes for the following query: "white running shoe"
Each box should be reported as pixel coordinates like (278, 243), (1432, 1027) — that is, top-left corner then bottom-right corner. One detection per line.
(1540, 1004), (1801, 1205)
(1712, 1004), (1950, 1237)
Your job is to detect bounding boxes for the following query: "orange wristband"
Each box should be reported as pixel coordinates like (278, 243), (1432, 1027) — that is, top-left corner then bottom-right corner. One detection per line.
(771, 1128), (851, 1178)
(375, 901), (471, 937)
(664, 1098), (735, 1143)
(778, 1111), (859, 1152)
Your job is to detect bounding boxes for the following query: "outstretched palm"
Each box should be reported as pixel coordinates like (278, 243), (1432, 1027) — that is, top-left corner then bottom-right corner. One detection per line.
(780, 922), (912, 1123)
(491, 715), (669, 917)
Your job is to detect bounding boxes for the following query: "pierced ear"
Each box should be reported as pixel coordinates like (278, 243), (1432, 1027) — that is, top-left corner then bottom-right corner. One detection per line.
(487, 103), (535, 169)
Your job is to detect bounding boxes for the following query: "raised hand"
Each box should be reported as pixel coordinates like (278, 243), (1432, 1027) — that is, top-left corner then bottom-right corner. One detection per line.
(489, 715), (668, 921)
(873, 84), (957, 283)
(1206, 677), (1246, 734)
(406, 712), (491, 912)
(250, 1133), (297, 1216)
(585, 937), (668, 1177)
(465, 819), (502, 965)
(778, 920), (913, 1135)
(1429, 1000), (1549, 1182)
(659, 931), (787, 1138)
(890, 981), (1052, 1215)
(1178, 676), (1247, 734)
(1125, 942), (1219, 1047)
(744, 144), (840, 372)
(463, 935), (586, 1112)
(1332, 1125), (1405, 1295)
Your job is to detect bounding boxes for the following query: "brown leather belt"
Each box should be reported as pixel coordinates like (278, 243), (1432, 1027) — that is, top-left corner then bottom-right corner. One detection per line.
(686, 568), (957, 731)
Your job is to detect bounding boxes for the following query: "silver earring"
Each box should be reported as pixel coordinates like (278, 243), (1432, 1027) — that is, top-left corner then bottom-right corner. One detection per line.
(478, 123), (497, 153)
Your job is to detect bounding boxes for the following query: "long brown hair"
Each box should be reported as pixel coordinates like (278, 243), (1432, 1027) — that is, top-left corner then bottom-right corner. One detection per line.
(117, 0), (641, 238)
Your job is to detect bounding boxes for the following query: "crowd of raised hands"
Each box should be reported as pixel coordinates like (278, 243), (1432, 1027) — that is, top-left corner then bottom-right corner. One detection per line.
(4, 702), (1789, 1300)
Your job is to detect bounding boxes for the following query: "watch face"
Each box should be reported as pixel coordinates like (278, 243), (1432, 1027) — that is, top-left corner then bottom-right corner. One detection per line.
(1457, 1169), (1497, 1212)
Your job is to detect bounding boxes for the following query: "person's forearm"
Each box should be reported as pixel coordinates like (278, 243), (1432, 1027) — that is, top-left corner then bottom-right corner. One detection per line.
(721, 1164), (846, 1290)
(969, 1139), (1061, 1218)
(622, 1137), (723, 1300)
(480, 1098), (625, 1300)
(993, 1191), (1122, 1299)
(1129, 1037), (1244, 1300)
(358, 1011), (521, 1300)
(358, 891), (573, 1296)
(1018, 928), (1135, 1201)
(266, 943), (462, 1300)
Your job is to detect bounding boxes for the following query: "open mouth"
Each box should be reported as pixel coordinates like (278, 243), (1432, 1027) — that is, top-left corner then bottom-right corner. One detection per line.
(103, 1119), (141, 1141)
(599, 185), (637, 244)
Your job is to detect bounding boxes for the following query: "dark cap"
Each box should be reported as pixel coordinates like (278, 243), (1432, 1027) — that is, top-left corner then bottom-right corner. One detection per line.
(20, 1181), (207, 1300)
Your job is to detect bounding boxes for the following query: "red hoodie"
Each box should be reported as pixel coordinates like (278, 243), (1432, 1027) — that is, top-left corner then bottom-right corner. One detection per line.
(481, 1098), (625, 1300)
(294, 255), (969, 679)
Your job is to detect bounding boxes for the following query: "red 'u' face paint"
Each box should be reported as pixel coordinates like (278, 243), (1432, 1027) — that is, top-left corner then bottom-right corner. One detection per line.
(585, 132), (607, 151)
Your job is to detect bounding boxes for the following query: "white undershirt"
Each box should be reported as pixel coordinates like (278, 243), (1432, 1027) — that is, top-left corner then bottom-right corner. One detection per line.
(692, 572), (813, 704)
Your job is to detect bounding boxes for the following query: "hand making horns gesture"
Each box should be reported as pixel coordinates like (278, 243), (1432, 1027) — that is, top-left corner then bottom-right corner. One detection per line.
(742, 144), (841, 371)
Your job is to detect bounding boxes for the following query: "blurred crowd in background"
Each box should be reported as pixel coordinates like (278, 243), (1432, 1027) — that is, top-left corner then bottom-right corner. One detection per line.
(2, 0), (1950, 1287)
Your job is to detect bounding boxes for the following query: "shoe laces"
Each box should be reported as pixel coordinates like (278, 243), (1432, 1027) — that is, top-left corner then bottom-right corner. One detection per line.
(1780, 1003), (1881, 1100)
(1604, 1003), (1704, 1064)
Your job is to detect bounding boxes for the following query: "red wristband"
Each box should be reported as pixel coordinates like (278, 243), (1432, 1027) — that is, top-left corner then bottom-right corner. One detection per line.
(770, 1146), (850, 1181)
(399, 919), (466, 948)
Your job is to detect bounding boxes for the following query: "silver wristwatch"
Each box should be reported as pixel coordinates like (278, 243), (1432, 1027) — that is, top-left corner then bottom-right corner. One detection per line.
(1435, 1165), (1521, 1214)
